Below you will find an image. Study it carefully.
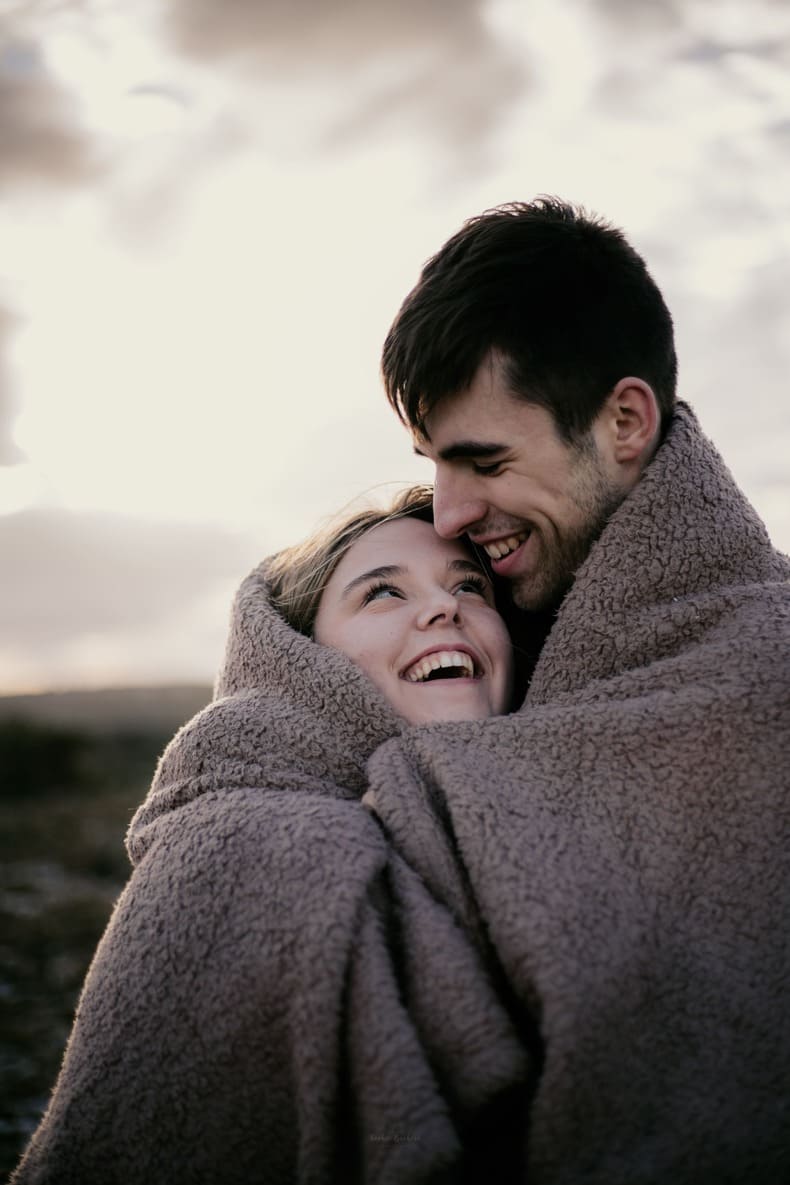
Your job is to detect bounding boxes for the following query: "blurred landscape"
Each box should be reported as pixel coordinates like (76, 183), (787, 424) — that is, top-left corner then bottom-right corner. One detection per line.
(0, 685), (210, 1177)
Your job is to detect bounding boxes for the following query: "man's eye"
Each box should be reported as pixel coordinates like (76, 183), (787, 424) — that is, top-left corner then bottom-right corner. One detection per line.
(472, 460), (503, 476)
(362, 582), (403, 604)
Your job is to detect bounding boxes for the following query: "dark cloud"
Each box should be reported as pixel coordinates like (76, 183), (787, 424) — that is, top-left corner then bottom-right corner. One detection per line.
(162, 0), (526, 151)
(594, 0), (680, 22)
(0, 509), (260, 648)
(0, 306), (24, 466)
(594, 3), (790, 119)
(768, 117), (790, 140)
(322, 26), (523, 151)
(167, 0), (489, 63)
(0, 37), (101, 189)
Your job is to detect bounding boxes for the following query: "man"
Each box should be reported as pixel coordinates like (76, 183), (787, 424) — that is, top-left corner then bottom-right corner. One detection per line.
(382, 198), (675, 617)
(367, 198), (790, 1182)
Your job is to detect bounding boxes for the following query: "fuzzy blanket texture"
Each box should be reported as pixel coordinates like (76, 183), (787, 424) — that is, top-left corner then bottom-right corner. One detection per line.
(12, 403), (790, 1185)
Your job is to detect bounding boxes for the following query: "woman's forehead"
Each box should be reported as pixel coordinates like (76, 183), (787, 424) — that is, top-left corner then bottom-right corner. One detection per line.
(337, 517), (478, 580)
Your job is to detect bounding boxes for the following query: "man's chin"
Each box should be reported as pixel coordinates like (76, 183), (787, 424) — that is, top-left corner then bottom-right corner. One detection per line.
(510, 570), (572, 614)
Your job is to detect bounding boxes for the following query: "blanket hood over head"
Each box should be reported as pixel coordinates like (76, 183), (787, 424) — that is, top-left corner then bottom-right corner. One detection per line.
(128, 557), (403, 862)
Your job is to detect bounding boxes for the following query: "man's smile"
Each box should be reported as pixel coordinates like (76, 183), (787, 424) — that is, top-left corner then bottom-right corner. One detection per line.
(480, 531), (530, 561)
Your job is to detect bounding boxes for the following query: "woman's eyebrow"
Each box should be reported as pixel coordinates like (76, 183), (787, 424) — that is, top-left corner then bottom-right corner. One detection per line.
(448, 558), (487, 577)
(341, 564), (403, 599)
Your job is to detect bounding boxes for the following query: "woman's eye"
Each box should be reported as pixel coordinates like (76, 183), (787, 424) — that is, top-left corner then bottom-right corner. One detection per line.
(362, 583), (402, 604)
(455, 577), (490, 597)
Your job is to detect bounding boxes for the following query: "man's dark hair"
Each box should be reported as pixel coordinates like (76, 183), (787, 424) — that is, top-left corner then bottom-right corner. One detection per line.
(381, 197), (677, 444)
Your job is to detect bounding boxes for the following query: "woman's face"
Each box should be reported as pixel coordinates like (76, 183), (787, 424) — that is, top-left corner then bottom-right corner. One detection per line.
(313, 517), (513, 724)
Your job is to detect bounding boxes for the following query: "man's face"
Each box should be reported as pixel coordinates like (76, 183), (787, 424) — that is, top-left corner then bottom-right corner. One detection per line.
(415, 354), (629, 611)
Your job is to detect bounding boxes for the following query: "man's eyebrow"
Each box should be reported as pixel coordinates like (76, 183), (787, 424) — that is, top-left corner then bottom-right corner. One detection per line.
(340, 564), (403, 599)
(413, 440), (505, 463)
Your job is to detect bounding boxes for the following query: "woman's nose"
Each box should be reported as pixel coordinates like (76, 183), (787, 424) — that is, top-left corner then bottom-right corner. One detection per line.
(416, 589), (461, 629)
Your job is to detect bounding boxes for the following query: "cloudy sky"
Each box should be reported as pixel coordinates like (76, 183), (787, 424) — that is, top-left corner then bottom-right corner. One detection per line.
(1, 0), (788, 693)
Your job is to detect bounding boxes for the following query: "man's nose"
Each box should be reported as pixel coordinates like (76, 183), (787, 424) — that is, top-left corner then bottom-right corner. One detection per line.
(432, 474), (487, 540)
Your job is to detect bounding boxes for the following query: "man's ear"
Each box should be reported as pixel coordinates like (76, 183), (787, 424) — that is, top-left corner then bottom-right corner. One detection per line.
(603, 378), (661, 468)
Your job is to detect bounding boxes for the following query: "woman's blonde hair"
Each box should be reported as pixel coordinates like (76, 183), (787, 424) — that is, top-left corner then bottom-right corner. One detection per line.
(267, 485), (435, 637)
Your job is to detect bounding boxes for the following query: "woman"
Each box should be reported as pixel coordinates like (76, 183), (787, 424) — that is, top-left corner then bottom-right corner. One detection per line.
(13, 487), (529, 1185)
(269, 484), (514, 724)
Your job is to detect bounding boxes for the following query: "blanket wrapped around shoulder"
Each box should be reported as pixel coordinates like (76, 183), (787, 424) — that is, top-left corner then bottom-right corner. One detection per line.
(12, 544), (530, 1184)
(367, 403), (790, 1183)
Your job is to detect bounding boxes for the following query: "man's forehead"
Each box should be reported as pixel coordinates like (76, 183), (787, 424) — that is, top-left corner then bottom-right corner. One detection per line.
(414, 359), (511, 444)
(411, 426), (432, 458)
(410, 395), (471, 457)
(411, 404), (508, 463)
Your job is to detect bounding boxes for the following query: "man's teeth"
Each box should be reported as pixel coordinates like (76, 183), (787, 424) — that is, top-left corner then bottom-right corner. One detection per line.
(404, 651), (476, 683)
(484, 532), (527, 560)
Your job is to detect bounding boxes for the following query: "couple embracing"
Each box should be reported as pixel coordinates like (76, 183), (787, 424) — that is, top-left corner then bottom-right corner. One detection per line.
(14, 199), (790, 1184)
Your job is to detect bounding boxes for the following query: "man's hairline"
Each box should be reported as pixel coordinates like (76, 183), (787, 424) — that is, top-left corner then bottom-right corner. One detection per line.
(404, 345), (589, 452)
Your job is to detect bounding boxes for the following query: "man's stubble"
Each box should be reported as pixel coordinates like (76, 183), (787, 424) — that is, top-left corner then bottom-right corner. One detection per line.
(510, 439), (627, 613)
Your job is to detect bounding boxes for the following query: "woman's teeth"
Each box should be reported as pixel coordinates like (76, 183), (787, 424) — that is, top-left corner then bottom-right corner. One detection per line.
(404, 651), (476, 682)
(484, 532), (527, 560)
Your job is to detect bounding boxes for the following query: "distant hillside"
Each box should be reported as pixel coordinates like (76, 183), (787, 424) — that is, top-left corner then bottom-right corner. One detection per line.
(0, 685), (212, 734)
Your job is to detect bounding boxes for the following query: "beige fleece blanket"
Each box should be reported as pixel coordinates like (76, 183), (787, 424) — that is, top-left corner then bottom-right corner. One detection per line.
(14, 404), (790, 1184)
(13, 542), (530, 1184)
